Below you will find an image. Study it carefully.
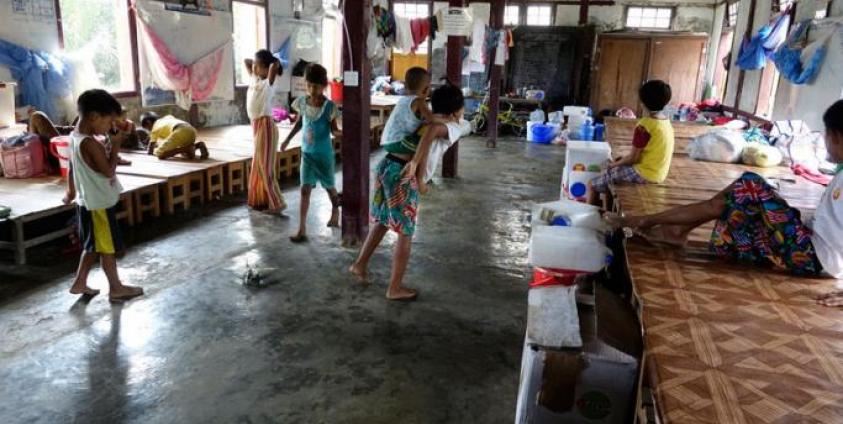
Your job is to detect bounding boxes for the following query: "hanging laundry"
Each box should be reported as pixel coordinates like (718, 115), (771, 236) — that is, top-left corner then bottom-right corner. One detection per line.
(394, 16), (414, 53)
(467, 19), (487, 64)
(274, 37), (291, 68)
(137, 18), (230, 109)
(773, 21), (834, 85)
(376, 8), (396, 42)
(0, 39), (72, 121)
(429, 15), (439, 40)
(736, 11), (791, 70)
(482, 27), (498, 65)
(494, 31), (508, 66)
(410, 18), (430, 53)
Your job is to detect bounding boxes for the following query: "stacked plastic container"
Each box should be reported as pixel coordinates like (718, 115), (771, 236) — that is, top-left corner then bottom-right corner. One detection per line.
(526, 199), (611, 349)
(561, 140), (612, 202)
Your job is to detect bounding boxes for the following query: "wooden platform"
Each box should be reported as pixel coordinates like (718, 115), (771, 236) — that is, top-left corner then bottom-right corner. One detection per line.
(0, 174), (163, 264)
(607, 144), (842, 422)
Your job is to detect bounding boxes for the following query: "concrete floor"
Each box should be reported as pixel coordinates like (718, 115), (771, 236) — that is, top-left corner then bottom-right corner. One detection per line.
(0, 137), (565, 424)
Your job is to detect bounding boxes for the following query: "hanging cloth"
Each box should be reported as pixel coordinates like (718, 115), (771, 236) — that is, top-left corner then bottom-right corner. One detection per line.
(429, 15), (439, 40)
(136, 17), (229, 109)
(0, 39), (72, 120)
(274, 37), (292, 68)
(394, 16), (414, 53)
(410, 18), (430, 53)
(773, 21), (835, 84)
(736, 11), (791, 70)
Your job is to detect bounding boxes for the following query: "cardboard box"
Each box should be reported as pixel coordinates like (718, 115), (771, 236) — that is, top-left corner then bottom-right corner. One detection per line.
(515, 285), (643, 424)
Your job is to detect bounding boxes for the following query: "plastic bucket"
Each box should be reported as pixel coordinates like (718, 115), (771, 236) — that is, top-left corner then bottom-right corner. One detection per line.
(531, 124), (554, 144)
(50, 136), (71, 178)
(330, 81), (343, 103)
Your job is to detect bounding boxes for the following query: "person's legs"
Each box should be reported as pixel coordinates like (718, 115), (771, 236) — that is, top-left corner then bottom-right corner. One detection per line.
(69, 252), (100, 296)
(386, 234), (417, 300)
(100, 254), (143, 301)
(349, 224), (389, 281)
(327, 187), (340, 227)
(291, 185), (313, 242)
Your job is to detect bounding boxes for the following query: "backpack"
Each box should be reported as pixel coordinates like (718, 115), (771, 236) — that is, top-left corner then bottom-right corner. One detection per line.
(1, 133), (47, 178)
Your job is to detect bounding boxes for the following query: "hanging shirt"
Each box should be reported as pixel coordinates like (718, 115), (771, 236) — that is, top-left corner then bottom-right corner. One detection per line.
(631, 117), (675, 183)
(291, 95), (339, 155)
(247, 75), (280, 120)
(70, 130), (122, 210)
(381, 95), (423, 146)
(811, 171), (843, 278)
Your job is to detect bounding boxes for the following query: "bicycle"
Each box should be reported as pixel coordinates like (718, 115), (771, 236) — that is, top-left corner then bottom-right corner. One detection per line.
(470, 94), (527, 137)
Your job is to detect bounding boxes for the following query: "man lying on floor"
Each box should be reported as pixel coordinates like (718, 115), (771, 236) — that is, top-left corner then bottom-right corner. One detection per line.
(140, 112), (208, 160)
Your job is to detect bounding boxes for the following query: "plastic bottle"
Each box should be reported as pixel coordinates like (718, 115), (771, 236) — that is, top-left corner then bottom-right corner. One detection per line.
(530, 108), (546, 123)
(593, 123), (605, 141)
(579, 121), (595, 141)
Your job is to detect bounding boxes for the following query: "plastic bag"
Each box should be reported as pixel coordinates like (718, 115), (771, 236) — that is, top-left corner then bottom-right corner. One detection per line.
(742, 144), (783, 167)
(688, 129), (747, 163)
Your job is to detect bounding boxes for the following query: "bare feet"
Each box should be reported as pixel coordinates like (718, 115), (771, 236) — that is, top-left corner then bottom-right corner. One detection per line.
(604, 212), (646, 229)
(290, 233), (308, 243)
(69, 284), (100, 296)
(327, 208), (339, 227)
(386, 287), (418, 301)
(109, 284), (144, 303)
(196, 142), (209, 160)
(348, 263), (368, 282)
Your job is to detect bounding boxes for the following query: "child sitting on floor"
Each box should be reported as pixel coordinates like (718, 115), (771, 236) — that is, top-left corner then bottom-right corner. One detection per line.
(349, 83), (466, 301)
(608, 100), (843, 287)
(380, 67), (446, 149)
(141, 112), (208, 160)
(66, 89), (143, 302)
(588, 80), (674, 205)
(282, 63), (342, 243)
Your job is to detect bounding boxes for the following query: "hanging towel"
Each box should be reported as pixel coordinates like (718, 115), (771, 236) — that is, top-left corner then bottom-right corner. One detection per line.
(274, 37), (291, 68)
(494, 31), (508, 66)
(773, 21), (835, 84)
(736, 11), (791, 70)
(394, 16), (414, 53)
(410, 18), (430, 53)
(468, 19), (487, 64)
(0, 39), (72, 120)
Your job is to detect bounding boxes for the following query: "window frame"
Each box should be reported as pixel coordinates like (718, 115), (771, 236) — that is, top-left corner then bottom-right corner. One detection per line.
(54, 0), (141, 98)
(624, 5), (675, 30)
(233, 0), (271, 88)
(726, 1), (739, 28)
(504, 4), (522, 27)
(392, 1), (431, 54)
(525, 3), (554, 27)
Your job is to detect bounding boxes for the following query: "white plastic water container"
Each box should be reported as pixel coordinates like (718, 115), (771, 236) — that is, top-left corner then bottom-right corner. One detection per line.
(527, 285), (582, 348)
(529, 226), (611, 272)
(526, 121), (538, 141)
(532, 199), (606, 232)
(563, 105), (591, 118)
(0, 82), (16, 128)
(529, 108), (546, 123)
(563, 140), (612, 202)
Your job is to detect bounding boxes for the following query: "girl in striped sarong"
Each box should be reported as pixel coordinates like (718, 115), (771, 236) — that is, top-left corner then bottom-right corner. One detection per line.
(244, 50), (286, 214)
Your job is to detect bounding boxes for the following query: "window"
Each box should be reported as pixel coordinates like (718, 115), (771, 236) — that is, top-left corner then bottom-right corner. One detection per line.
(728, 2), (738, 27)
(233, 1), (268, 86)
(626, 6), (672, 29)
(394, 2), (430, 53)
(504, 5), (521, 26)
(58, 0), (136, 93)
(526, 5), (553, 26)
(815, 0), (831, 19)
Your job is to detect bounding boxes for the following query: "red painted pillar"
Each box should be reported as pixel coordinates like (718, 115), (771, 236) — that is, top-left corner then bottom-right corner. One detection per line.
(341, 0), (372, 246)
(579, 0), (590, 25)
(442, 0), (466, 178)
(486, 0), (504, 148)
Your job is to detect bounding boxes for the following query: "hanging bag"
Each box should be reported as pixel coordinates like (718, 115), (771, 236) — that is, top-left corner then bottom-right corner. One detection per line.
(772, 21), (834, 84)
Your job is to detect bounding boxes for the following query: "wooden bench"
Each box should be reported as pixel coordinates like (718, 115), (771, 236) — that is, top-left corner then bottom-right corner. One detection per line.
(609, 153), (840, 423)
(117, 153), (211, 214)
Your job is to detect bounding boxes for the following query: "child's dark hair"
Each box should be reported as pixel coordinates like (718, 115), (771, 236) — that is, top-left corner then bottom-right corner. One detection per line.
(405, 67), (430, 92)
(639, 80), (672, 112)
(254, 49), (282, 74)
(304, 63), (329, 86)
(823, 100), (843, 136)
(140, 111), (160, 128)
(431, 83), (464, 115)
(77, 89), (122, 117)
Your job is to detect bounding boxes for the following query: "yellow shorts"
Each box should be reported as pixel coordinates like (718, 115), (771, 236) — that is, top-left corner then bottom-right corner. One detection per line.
(153, 125), (197, 157)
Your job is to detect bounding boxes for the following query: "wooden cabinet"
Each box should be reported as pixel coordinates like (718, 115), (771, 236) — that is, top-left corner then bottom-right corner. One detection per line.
(592, 33), (708, 116)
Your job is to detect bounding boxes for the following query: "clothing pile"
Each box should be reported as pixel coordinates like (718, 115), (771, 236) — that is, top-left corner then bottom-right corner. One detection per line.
(0, 39), (73, 120)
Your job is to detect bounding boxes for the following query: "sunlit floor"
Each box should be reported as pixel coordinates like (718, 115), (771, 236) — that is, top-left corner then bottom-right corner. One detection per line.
(0, 137), (565, 424)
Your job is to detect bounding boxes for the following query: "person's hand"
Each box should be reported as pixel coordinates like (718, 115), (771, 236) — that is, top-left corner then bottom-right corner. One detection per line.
(401, 161), (418, 179)
(280, 140), (290, 152)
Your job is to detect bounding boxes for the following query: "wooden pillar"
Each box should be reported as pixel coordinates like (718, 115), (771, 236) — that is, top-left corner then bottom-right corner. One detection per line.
(341, 0), (372, 246)
(579, 0), (590, 25)
(442, 0), (465, 178)
(733, 0), (757, 113)
(486, 0), (504, 148)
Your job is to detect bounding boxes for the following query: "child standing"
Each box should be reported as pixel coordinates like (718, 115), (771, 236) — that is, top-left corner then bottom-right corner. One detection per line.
(67, 89), (143, 302)
(245, 49), (286, 214)
(588, 80), (674, 205)
(349, 84), (465, 301)
(282, 63), (342, 243)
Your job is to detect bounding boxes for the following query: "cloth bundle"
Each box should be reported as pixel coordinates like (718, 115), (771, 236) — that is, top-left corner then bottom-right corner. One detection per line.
(736, 10), (790, 70)
(0, 39), (72, 120)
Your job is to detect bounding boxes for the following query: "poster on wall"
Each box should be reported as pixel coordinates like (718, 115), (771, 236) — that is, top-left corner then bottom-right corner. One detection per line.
(439, 8), (473, 37)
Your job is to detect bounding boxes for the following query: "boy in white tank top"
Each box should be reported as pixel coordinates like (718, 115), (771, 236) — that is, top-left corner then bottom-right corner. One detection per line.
(66, 89), (143, 303)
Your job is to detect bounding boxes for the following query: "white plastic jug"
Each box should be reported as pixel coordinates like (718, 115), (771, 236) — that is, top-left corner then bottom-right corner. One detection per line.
(0, 82), (15, 128)
(529, 226), (612, 272)
(529, 108), (545, 123)
(532, 199), (607, 232)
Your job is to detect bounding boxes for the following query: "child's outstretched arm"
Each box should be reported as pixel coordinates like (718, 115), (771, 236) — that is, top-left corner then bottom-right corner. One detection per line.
(244, 59), (254, 76)
(268, 61), (280, 85)
(281, 115), (302, 152)
(413, 98), (448, 125)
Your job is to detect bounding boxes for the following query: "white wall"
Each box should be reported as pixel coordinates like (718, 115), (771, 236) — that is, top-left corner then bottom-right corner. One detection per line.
(724, 0), (773, 113)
